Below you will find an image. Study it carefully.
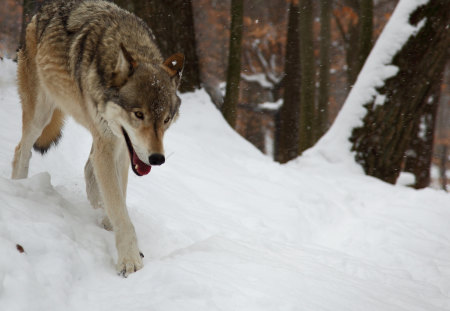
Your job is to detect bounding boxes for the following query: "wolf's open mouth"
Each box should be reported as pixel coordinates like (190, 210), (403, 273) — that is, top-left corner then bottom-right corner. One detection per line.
(122, 128), (151, 176)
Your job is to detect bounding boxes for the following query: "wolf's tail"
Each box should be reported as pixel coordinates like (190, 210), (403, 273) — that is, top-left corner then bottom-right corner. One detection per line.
(33, 109), (65, 154)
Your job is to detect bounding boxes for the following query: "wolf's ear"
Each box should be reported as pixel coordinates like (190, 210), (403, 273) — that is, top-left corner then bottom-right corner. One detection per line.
(113, 43), (138, 87)
(161, 53), (184, 86)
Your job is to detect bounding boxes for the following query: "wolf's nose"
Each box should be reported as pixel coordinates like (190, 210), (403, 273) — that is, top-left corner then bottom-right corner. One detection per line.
(149, 153), (165, 166)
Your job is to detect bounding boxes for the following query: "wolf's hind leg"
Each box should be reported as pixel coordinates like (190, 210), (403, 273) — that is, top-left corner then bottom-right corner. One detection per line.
(12, 91), (55, 179)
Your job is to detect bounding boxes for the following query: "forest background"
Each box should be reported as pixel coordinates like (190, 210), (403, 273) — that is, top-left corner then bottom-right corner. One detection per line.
(0, 0), (448, 189)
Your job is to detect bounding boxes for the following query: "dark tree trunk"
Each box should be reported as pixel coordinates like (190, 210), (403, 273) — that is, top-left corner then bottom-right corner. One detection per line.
(317, 0), (332, 139)
(404, 68), (443, 189)
(336, 0), (373, 88)
(275, 0), (301, 163)
(357, 0), (373, 73)
(112, 0), (130, 11)
(336, 0), (360, 87)
(344, 22), (360, 87)
(222, 0), (244, 128)
(438, 145), (448, 191)
(20, 0), (44, 50)
(20, 0), (32, 49)
(350, 0), (450, 184)
(114, 0), (201, 93)
(298, 0), (316, 153)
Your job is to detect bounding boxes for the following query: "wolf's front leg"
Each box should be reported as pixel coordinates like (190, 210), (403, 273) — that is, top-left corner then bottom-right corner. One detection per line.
(91, 137), (143, 277)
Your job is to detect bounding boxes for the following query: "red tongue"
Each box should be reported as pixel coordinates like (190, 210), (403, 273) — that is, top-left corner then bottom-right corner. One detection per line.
(132, 151), (151, 175)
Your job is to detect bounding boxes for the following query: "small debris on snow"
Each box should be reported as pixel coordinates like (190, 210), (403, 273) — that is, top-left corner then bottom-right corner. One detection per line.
(16, 244), (25, 253)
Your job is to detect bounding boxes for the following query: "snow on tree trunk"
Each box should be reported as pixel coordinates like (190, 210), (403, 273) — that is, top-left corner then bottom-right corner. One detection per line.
(308, 0), (449, 181)
(350, 0), (449, 184)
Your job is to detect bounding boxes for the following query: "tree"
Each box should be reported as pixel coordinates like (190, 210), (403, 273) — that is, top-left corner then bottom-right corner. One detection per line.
(275, 0), (301, 163)
(357, 0), (373, 74)
(113, 0), (200, 93)
(437, 145), (448, 191)
(298, 0), (315, 153)
(317, 0), (332, 138)
(222, 0), (244, 128)
(334, 0), (374, 87)
(19, 0), (32, 49)
(19, 0), (45, 50)
(350, 0), (450, 184)
(403, 67), (444, 188)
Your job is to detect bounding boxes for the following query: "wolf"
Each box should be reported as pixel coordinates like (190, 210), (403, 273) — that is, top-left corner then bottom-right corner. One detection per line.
(11, 0), (184, 277)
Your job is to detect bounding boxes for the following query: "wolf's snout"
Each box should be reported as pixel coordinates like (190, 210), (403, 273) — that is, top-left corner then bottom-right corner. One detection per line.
(149, 153), (165, 166)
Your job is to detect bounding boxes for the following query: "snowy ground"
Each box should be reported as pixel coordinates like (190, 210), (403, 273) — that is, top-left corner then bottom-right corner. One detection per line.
(1, 57), (450, 311)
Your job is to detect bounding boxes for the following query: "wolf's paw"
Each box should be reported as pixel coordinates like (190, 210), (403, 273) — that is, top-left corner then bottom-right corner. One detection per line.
(116, 248), (144, 277)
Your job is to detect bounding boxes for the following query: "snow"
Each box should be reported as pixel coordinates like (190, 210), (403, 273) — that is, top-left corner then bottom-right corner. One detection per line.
(1, 56), (450, 311)
(308, 0), (429, 169)
(418, 115), (428, 140)
(241, 73), (274, 88)
(374, 94), (387, 107)
(397, 172), (416, 186)
(258, 99), (283, 111)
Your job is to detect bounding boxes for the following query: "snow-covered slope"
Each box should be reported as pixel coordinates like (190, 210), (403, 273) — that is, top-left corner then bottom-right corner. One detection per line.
(1, 58), (450, 310)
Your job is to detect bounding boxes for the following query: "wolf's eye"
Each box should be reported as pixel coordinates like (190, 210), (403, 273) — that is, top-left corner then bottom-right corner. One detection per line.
(134, 111), (144, 120)
(164, 116), (171, 124)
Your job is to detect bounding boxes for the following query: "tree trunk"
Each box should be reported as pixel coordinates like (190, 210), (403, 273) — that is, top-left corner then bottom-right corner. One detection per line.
(114, 0), (201, 93)
(357, 0), (373, 74)
(20, 0), (44, 50)
(317, 0), (332, 139)
(404, 68), (443, 189)
(298, 0), (315, 153)
(222, 0), (244, 128)
(438, 145), (448, 191)
(340, 0), (360, 87)
(275, 0), (301, 163)
(350, 0), (450, 184)
(338, 0), (373, 88)
(112, 0), (131, 11)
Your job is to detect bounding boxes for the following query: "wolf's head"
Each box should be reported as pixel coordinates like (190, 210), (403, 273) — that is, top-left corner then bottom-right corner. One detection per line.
(102, 44), (184, 176)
